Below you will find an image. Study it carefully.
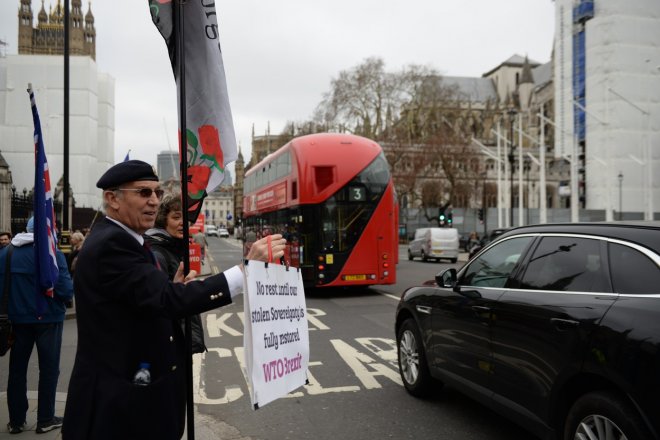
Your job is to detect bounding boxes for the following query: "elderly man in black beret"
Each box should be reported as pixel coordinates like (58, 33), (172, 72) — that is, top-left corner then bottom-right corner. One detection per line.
(62, 160), (285, 440)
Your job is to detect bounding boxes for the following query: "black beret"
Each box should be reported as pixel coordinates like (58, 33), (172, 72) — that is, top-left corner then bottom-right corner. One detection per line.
(96, 160), (159, 189)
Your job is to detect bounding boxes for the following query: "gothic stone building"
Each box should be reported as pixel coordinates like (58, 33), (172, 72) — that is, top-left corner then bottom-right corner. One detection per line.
(18, 0), (96, 60)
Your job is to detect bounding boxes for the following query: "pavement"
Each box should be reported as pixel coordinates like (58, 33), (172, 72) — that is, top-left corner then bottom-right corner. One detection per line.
(0, 392), (66, 439)
(0, 394), (246, 439)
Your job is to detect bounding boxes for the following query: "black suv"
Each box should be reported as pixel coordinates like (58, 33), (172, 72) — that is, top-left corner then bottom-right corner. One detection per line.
(395, 222), (660, 440)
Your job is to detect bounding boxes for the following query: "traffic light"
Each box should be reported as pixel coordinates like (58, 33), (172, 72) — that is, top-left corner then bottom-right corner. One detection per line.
(447, 211), (453, 225)
(439, 209), (446, 226)
(478, 208), (484, 222)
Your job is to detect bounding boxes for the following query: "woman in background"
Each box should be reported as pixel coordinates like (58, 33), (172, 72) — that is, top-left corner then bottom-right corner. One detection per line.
(145, 193), (207, 353)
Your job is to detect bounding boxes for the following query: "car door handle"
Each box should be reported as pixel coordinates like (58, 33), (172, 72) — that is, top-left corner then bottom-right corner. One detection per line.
(550, 318), (580, 330)
(416, 305), (432, 315)
(471, 306), (490, 313)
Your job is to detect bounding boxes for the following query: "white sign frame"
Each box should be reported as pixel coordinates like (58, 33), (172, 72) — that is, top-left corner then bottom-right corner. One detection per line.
(243, 261), (309, 409)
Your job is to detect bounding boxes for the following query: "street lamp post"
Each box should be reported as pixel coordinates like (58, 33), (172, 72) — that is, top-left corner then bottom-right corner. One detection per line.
(618, 172), (623, 221)
(479, 171), (488, 234)
(508, 108), (517, 227)
(524, 157), (531, 226)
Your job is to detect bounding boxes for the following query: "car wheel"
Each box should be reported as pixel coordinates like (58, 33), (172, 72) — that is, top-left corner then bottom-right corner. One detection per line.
(397, 319), (437, 397)
(450, 258), (457, 264)
(408, 250), (413, 261)
(564, 391), (651, 440)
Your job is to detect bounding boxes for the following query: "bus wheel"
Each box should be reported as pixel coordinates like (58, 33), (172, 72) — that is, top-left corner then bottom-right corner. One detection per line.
(408, 250), (413, 261)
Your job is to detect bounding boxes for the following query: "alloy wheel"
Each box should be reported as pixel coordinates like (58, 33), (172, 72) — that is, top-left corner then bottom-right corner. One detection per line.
(399, 329), (420, 385)
(574, 415), (627, 440)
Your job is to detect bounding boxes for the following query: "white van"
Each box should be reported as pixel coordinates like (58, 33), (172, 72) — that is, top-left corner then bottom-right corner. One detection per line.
(407, 227), (460, 263)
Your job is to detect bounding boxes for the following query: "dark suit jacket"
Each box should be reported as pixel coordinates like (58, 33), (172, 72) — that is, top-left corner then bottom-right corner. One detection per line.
(62, 219), (232, 440)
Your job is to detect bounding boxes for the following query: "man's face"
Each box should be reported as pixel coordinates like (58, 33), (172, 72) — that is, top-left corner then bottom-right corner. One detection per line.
(0, 234), (10, 247)
(105, 181), (162, 234)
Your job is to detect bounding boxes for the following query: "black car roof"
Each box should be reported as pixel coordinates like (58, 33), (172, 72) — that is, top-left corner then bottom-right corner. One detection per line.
(498, 222), (660, 255)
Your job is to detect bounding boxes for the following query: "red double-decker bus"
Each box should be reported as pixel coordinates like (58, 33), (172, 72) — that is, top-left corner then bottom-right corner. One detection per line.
(242, 133), (398, 288)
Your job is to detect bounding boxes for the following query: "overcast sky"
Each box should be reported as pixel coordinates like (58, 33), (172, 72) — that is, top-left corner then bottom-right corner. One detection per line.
(1, 0), (555, 174)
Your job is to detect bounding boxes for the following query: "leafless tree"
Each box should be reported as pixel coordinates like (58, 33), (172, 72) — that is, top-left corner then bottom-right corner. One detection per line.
(312, 59), (485, 219)
(315, 57), (401, 140)
(391, 65), (482, 219)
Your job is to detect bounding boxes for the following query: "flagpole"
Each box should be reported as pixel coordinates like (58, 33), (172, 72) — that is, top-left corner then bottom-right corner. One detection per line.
(27, 84), (60, 311)
(63, 0), (70, 230)
(174, 1), (195, 439)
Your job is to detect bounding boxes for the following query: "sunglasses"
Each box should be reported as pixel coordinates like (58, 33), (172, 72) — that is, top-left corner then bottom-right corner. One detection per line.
(114, 187), (165, 200)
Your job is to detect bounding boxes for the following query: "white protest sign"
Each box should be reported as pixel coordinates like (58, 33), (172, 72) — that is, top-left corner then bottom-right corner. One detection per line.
(243, 261), (309, 409)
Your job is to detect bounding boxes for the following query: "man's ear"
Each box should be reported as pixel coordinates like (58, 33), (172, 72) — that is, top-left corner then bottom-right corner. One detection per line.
(104, 190), (120, 211)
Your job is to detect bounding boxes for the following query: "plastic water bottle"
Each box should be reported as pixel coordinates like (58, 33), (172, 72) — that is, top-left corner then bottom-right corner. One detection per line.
(133, 362), (151, 386)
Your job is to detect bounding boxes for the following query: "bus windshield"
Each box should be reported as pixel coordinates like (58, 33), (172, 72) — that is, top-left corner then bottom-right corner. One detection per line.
(305, 152), (390, 256)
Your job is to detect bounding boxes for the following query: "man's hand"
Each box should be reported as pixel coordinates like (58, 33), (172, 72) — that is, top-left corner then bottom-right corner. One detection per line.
(174, 262), (198, 284)
(246, 234), (287, 263)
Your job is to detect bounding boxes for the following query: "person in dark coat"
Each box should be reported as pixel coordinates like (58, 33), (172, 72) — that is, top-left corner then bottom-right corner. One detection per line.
(145, 192), (206, 353)
(61, 160), (286, 440)
(0, 218), (73, 434)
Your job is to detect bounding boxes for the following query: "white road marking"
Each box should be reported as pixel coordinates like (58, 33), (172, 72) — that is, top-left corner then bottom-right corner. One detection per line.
(330, 339), (402, 389)
(378, 291), (402, 301)
(206, 313), (243, 337)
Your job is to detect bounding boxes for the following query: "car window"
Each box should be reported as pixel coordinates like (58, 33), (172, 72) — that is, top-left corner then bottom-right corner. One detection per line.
(609, 243), (660, 295)
(459, 237), (533, 288)
(520, 236), (606, 292)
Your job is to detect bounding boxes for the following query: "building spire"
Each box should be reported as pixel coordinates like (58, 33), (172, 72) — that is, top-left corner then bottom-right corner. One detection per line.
(237, 143), (244, 161)
(85, 0), (95, 23)
(520, 55), (534, 84)
(38, 0), (48, 25)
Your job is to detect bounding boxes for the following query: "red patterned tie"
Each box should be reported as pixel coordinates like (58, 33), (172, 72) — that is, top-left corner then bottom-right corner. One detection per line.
(143, 241), (161, 270)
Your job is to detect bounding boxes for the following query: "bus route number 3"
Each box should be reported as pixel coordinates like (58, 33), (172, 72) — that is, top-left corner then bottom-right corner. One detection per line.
(350, 186), (366, 201)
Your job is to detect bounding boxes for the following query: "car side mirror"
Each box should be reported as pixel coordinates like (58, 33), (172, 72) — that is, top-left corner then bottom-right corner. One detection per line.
(436, 268), (457, 290)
